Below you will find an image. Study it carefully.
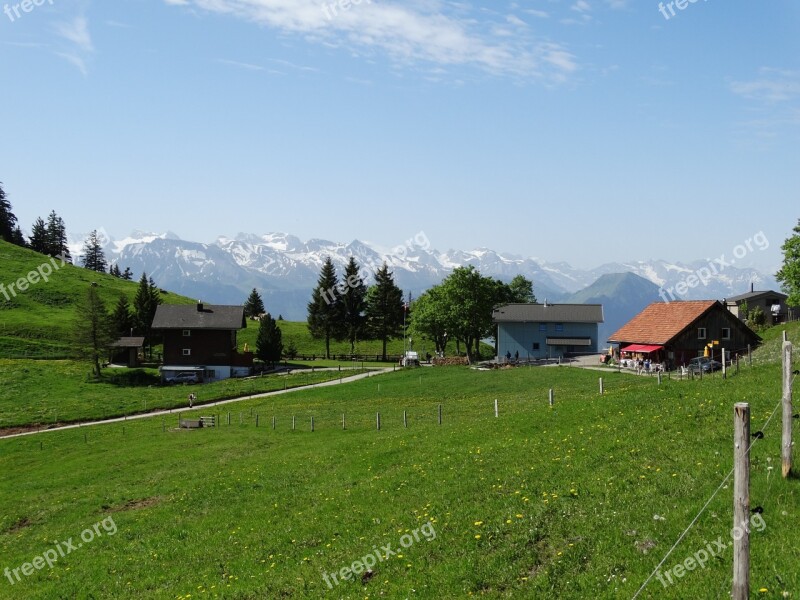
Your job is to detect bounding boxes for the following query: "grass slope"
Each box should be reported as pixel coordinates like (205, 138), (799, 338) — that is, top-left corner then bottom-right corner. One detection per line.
(0, 363), (369, 429)
(0, 240), (196, 358)
(1, 338), (798, 599)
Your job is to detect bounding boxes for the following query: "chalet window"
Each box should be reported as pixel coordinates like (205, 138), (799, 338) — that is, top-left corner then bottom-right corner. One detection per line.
(539, 323), (547, 332)
(182, 330), (191, 337)
(722, 328), (731, 340)
(555, 323), (564, 332)
(533, 343), (540, 350)
(182, 349), (191, 356)
(698, 328), (707, 340)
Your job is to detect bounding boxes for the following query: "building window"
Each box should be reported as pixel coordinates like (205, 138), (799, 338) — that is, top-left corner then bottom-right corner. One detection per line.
(539, 323), (547, 332)
(555, 323), (564, 332)
(182, 349), (191, 356)
(183, 330), (191, 337)
(722, 328), (731, 340)
(533, 343), (540, 350)
(698, 328), (707, 340)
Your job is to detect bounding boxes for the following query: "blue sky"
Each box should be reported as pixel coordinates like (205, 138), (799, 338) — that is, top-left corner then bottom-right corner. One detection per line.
(1, 0), (798, 271)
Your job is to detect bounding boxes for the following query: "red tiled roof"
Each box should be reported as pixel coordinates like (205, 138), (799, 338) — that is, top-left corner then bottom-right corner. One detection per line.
(608, 300), (717, 345)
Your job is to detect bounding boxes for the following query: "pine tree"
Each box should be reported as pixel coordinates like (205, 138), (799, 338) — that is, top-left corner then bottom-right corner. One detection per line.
(72, 283), (113, 379)
(29, 217), (48, 253)
(45, 210), (70, 259)
(365, 263), (404, 361)
(121, 267), (133, 281)
(80, 230), (108, 273)
(307, 257), (344, 359)
(340, 256), (368, 354)
(244, 288), (266, 318)
(0, 182), (21, 245)
(111, 295), (135, 338)
(256, 312), (283, 367)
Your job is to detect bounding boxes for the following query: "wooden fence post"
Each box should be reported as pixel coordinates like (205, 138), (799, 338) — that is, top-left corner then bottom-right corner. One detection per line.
(311, 416), (314, 432)
(272, 416), (276, 430)
(403, 410), (408, 428)
(599, 378), (604, 395)
(783, 337), (793, 478)
(292, 416), (296, 431)
(342, 413), (346, 430)
(377, 412), (381, 431)
(549, 389), (554, 407)
(733, 402), (750, 600)
(494, 399), (499, 418)
(438, 404), (442, 425)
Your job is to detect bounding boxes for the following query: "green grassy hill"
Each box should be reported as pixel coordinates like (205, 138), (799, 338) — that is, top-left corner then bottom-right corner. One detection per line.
(0, 340), (798, 598)
(240, 320), (414, 359)
(0, 240), (196, 358)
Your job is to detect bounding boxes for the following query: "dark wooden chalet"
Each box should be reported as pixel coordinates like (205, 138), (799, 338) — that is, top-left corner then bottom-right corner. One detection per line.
(151, 303), (253, 381)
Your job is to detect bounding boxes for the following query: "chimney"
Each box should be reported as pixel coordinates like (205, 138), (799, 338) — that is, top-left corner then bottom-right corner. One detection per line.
(750, 282), (754, 293)
(197, 302), (204, 312)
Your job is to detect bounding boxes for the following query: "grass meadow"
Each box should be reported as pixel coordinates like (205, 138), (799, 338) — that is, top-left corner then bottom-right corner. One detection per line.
(1, 347), (799, 599)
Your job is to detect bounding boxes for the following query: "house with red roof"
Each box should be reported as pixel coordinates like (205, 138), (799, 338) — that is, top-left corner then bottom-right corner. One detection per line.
(608, 300), (760, 369)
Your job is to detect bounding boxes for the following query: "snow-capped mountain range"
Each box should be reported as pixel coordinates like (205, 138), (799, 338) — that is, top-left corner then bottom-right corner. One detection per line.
(68, 231), (780, 321)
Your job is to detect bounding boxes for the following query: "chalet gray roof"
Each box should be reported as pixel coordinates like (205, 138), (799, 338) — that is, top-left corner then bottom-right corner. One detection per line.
(152, 304), (246, 330)
(493, 303), (604, 324)
(725, 290), (787, 303)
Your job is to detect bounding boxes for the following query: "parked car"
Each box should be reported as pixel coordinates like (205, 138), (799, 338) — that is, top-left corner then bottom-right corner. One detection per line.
(166, 372), (200, 384)
(687, 357), (722, 374)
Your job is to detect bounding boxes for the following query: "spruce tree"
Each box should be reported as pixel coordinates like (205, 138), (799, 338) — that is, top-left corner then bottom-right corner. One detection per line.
(45, 210), (70, 259)
(256, 312), (283, 367)
(111, 295), (135, 338)
(340, 256), (368, 354)
(0, 182), (21, 245)
(133, 273), (162, 356)
(80, 230), (108, 273)
(29, 217), (48, 253)
(307, 257), (344, 359)
(121, 267), (133, 281)
(365, 263), (404, 361)
(244, 288), (266, 318)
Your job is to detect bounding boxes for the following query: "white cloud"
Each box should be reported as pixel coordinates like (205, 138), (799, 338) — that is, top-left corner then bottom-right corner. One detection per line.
(54, 17), (93, 52)
(164, 0), (577, 82)
(730, 68), (800, 103)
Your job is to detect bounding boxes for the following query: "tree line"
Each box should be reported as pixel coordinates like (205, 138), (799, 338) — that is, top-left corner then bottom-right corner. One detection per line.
(0, 182), (133, 278)
(304, 257), (404, 360)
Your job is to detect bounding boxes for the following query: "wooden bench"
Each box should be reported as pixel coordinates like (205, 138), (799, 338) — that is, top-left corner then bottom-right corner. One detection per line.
(200, 416), (216, 428)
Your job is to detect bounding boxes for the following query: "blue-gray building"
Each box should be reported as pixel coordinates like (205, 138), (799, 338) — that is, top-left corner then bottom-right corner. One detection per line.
(493, 303), (604, 361)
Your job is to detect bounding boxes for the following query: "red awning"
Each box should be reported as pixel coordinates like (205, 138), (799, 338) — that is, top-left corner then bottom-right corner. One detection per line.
(621, 344), (663, 354)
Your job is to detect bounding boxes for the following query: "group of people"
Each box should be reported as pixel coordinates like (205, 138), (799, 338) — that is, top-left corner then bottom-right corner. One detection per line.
(620, 357), (664, 374)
